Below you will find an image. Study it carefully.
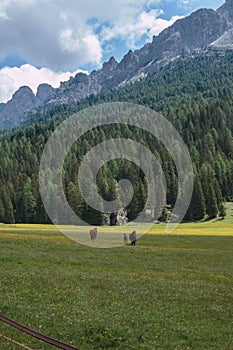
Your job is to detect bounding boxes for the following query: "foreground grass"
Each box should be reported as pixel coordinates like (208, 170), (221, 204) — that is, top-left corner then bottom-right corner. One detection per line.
(0, 219), (232, 349)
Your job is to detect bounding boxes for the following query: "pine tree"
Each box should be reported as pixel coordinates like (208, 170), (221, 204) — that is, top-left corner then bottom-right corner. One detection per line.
(206, 184), (218, 219)
(66, 182), (84, 223)
(218, 202), (226, 218)
(0, 197), (5, 222)
(184, 177), (206, 221)
(0, 187), (14, 223)
(159, 205), (169, 222)
(22, 178), (36, 223)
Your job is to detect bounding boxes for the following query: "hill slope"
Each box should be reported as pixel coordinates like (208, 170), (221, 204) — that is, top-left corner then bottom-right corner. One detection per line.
(0, 51), (232, 224)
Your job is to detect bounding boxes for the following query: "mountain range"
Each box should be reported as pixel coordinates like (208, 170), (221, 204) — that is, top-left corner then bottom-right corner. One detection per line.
(0, 0), (233, 129)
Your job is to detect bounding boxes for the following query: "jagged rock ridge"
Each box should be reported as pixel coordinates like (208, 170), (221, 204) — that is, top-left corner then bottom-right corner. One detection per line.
(0, 0), (233, 129)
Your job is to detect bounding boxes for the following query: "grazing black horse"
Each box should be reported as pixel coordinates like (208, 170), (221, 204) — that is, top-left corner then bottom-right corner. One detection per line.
(129, 231), (136, 245)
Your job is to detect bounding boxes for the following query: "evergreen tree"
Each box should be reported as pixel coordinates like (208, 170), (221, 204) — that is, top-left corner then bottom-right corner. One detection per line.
(66, 182), (84, 222)
(206, 184), (218, 219)
(22, 178), (36, 223)
(0, 187), (14, 223)
(0, 197), (5, 222)
(184, 177), (206, 221)
(218, 202), (226, 218)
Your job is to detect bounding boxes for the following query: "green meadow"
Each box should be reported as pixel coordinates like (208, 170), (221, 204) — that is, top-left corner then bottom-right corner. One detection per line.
(0, 206), (232, 349)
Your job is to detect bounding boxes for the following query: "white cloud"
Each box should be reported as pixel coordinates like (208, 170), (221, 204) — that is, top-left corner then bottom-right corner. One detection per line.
(178, 0), (197, 4)
(0, 0), (182, 71)
(149, 14), (184, 36)
(0, 0), (186, 103)
(100, 10), (183, 48)
(0, 64), (87, 103)
(0, 0), (103, 71)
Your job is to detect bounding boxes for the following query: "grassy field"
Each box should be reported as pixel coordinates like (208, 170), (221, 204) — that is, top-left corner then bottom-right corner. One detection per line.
(0, 207), (232, 349)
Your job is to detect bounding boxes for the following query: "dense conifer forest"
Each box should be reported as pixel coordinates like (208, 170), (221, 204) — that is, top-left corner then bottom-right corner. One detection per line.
(0, 50), (233, 224)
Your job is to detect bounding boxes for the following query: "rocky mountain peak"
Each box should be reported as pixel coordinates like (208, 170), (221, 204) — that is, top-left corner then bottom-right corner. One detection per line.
(118, 50), (139, 70)
(160, 8), (227, 48)
(72, 72), (90, 85)
(11, 86), (39, 110)
(13, 86), (34, 99)
(0, 86), (40, 128)
(36, 83), (55, 103)
(218, 0), (233, 27)
(102, 56), (118, 72)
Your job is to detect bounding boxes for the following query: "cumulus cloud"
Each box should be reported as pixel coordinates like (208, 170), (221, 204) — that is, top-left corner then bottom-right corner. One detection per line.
(0, 64), (86, 103)
(100, 10), (183, 48)
(0, 0), (103, 71)
(0, 0), (181, 71)
(0, 0), (186, 102)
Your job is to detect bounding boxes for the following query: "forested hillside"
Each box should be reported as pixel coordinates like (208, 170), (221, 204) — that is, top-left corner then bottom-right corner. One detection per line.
(0, 50), (233, 224)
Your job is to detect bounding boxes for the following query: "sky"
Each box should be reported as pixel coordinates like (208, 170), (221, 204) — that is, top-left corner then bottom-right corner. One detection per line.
(0, 0), (224, 103)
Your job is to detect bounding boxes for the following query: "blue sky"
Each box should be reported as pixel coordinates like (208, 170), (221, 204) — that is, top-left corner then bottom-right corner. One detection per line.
(0, 0), (224, 103)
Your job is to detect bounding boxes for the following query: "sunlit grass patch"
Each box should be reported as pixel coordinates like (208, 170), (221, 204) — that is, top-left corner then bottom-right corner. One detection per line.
(148, 222), (233, 236)
(11, 223), (59, 230)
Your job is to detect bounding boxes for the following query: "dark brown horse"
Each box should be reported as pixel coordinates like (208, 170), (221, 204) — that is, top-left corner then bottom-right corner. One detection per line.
(90, 227), (97, 241)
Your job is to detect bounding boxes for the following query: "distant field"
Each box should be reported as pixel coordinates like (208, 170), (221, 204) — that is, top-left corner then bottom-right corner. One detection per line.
(0, 207), (232, 349)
